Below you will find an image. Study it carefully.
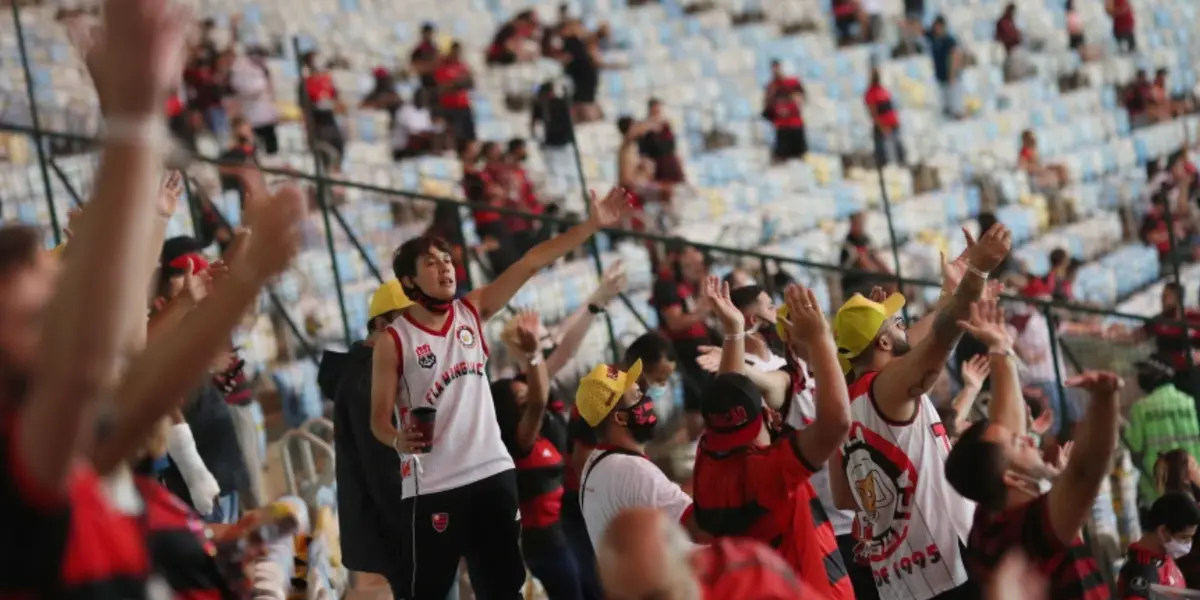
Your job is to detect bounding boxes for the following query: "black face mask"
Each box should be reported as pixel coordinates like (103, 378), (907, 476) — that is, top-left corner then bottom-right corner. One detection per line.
(619, 395), (658, 443)
(402, 282), (453, 314)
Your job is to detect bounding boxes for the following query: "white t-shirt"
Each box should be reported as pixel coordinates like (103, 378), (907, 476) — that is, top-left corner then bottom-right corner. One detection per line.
(385, 299), (514, 498)
(391, 104), (435, 150)
(580, 446), (693, 548)
(229, 56), (278, 128)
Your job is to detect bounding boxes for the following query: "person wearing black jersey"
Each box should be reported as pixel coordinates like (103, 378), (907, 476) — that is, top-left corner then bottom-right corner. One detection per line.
(493, 312), (586, 600)
(651, 240), (715, 440)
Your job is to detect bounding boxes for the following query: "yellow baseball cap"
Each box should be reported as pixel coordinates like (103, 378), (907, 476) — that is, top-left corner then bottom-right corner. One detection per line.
(832, 293), (906, 374)
(368, 280), (412, 320)
(575, 360), (644, 427)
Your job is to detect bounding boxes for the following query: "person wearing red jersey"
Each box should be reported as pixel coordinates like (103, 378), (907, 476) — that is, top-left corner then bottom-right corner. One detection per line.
(944, 299), (1118, 600)
(598, 507), (808, 600)
(826, 224), (1011, 599)
(435, 42), (477, 145)
(691, 277), (854, 599)
(299, 49), (345, 168)
(763, 61), (807, 163)
(864, 68), (905, 166)
(1106, 0), (1136, 52)
(1117, 492), (1200, 598)
(651, 239), (716, 440)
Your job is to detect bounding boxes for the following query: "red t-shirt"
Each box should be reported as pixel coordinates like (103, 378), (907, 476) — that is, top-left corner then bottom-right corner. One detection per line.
(966, 494), (1110, 599)
(1117, 542), (1185, 598)
(695, 536), (809, 599)
(165, 95), (185, 118)
(692, 437), (855, 599)
(864, 84), (900, 129)
(0, 416), (151, 599)
(1111, 0), (1135, 34)
(303, 72), (339, 111)
(434, 61), (472, 109)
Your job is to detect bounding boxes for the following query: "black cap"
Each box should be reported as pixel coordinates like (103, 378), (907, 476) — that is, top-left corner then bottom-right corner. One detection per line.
(700, 373), (764, 452)
(729, 285), (766, 312)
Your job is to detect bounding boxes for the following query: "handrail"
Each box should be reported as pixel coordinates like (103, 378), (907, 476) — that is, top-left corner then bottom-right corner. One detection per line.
(3, 121), (1189, 328)
(46, 156), (85, 208)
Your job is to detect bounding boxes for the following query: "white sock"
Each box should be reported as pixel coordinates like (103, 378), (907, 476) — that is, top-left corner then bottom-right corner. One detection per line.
(167, 423), (221, 516)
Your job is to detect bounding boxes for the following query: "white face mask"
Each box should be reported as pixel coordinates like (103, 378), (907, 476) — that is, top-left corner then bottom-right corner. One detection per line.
(1166, 538), (1192, 559)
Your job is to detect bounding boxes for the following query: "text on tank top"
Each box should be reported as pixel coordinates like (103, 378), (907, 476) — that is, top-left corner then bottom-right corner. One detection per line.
(385, 299), (515, 497)
(841, 371), (975, 600)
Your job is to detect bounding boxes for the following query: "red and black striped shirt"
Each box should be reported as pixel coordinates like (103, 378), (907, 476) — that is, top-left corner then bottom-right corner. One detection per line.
(692, 436), (854, 599)
(0, 418), (150, 599)
(133, 476), (232, 600)
(966, 494), (1109, 600)
(694, 537), (807, 599)
(1117, 542), (1186, 599)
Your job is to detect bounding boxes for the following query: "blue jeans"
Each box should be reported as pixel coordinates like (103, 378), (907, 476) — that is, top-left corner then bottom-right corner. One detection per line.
(526, 543), (584, 600)
(206, 491), (241, 525)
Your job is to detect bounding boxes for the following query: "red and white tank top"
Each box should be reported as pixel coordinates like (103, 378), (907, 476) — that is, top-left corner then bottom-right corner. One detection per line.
(840, 371), (974, 599)
(385, 299), (514, 498)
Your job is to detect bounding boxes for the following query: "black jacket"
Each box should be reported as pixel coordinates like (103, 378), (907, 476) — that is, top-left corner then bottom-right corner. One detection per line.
(322, 342), (406, 577)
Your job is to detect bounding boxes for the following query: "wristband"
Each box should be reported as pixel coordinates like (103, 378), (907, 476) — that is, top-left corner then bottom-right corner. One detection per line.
(526, 352), (542, 366)
(724, 331), (746, 340)
(102, 116), (169, 148)
(988, 347), (1015, 359)
(965, 263), (989, 280)
(587, 303), (605, 314)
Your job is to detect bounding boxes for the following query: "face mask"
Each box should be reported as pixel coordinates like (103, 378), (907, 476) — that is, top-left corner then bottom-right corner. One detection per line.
(620, 395), (659, 443)
(402, 282), (453, 314)
(645, 384), (669, 403)
(1166, 538), (1193, 559)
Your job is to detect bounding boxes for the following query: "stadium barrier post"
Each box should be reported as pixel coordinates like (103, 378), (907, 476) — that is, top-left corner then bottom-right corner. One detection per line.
(46, 157), (85, 208)
(291, 36), (352, 347)
(563, 81), (621, 364)
(874, 152), (909, 322)
(1044, 304), (1069, 418)
(11, 1), (62, 246)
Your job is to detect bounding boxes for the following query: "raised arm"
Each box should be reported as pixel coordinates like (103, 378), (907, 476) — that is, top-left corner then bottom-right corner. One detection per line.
(544, 261), (626, 379)
(693, 345), (790, 409)
(1047, 371), (1122, 545)
(92, 184), (307, 474)
(19, 0), (189, 492)
(958, 300), (1022, 432)
(700, 276), (747, 375)
(465, 186), (629, 321)
(873, 224), (1012, 422)
(508, 312), (550, 453)
(784, 285), (853, 467)
(908, 229), (977, 346)
(947, 354), (989, 433)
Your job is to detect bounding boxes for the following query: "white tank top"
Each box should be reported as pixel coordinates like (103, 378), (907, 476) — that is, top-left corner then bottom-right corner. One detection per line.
(841, 371), (975, 600)
(385, 299), (514, 498)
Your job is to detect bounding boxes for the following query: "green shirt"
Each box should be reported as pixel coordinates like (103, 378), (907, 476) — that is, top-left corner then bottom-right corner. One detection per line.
(1124, 383), (1200, 501)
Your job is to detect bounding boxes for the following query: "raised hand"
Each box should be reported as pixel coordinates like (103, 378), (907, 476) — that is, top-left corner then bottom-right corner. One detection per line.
(512, 311), (541, 355)
(961, 354), (991, 390)
(1065, 371), (1124, 398)
(781, 284), (829, 347)
(868, 285), (888, 303)
(240, 184), (306, 281)
(97, 0), (191, 116)
(695, 345), (723, 373)
(702, 275), (742, 333)
(941, 227), (977, 294)
(1031, 408), (1055, 436)
(1052, 440), (1073, 472)
(181, 258), (214, 304)
(955, 299), (1012, 352)
(965, 223), (1012, 275)
(589, 260), (628, 306)
(587, 186), (632, 229)
(158, 170), (184, 217)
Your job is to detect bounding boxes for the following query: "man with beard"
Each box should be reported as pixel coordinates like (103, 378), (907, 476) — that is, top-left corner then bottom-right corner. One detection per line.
(369, 186), (629, 599)
(826, 223), (1012, 600)
(945, 299), (1116, 600)
(574, 358), (706, 545)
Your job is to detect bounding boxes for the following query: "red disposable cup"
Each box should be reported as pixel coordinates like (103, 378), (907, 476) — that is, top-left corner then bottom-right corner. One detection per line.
(410, 407), (437, 454)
